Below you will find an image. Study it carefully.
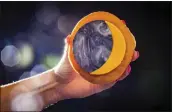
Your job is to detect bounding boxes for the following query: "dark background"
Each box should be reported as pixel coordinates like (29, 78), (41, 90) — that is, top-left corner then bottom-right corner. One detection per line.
(0, 1), (172, 111)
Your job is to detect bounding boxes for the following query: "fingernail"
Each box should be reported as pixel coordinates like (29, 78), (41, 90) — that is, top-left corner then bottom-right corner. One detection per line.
(127, 65), (131, 74)
(132, 51), (137, 61)
(65, 35), (71, 44)
(122, 20), (126, 25)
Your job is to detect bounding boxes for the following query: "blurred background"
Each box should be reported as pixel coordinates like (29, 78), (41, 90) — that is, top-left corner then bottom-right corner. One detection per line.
(0, 1), (171, 111)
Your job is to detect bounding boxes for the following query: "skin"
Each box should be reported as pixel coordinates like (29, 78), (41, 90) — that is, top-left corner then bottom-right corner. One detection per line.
(0, 35), (139, 111)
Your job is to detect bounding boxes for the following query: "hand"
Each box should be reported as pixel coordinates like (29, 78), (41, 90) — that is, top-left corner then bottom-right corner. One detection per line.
(44, 35), (139, 106)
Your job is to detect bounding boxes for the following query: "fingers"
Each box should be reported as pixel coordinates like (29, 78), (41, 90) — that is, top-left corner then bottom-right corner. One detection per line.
(118, 50), (139, 81)
(93, 63), (131, 93)
(64, 35), (71, 45)
(118, 65), (131, 81)
(64, 34), (71, 52)
(132, 51), (139, 62)
(121, 20), (126, 25)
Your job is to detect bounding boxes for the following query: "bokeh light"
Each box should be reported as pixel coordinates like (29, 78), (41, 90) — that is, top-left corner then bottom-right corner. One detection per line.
(35, 2), (60, 26)
(19, 64), (47, 80)
(57, 14), (79, 35)
(19, 71), (32, 80)
(1, 45), (21, 67)
(17, 43), (34, 68)
(30, 64), (48, 76)
(11, 92), (43, 111)
(42, 54), (61, 69)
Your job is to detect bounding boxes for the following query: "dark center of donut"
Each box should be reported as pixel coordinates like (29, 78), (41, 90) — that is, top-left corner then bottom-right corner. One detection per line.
(73, 20), (113, 72)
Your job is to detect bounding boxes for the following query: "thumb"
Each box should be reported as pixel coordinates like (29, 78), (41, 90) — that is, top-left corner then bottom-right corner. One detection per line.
(53, 35), (74, 81)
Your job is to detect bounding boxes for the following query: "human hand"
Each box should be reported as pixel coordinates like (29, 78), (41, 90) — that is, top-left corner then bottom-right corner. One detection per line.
(44, 35), (139, 106)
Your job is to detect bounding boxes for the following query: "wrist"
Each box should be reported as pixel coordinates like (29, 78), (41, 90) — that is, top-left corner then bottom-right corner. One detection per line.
(40, 82), (65, 109)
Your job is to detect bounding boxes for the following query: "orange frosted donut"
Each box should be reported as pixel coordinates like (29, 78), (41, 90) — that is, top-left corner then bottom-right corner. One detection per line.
(68, 11), (136, 84)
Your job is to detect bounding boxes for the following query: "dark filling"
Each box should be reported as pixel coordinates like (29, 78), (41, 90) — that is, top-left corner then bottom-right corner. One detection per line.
(73, 20), (113, 72)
